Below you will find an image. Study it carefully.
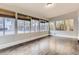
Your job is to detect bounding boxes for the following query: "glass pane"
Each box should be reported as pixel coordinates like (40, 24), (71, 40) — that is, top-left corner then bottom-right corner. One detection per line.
(56, 20), (65, 30)
(31, 20), (39, 32)
(40, 23), (42, 31)
(40, 22), (45, 32)
(64, 19), (74, 31)
(5, 18), (15, 35)
(45, 22), (49, 31)
(25, 21), (30, 33)
(17, 20), (25, 33)
(31, 20), (35, 32)
(35, 20), (39, 32)
(50, 22), (55, 31)
(0, 17), (4, 36)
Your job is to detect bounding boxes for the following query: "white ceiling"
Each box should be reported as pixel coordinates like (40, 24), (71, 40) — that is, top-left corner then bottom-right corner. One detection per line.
(0, 3), (79, 19)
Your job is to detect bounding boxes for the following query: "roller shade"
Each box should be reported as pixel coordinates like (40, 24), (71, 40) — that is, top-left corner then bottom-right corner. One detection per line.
(0, 8), (15, 18)
(17, 13), (31, 21)
(40, 19), (49, 23)
(32, 17), (39, 20)
(0, 8), (47, 21)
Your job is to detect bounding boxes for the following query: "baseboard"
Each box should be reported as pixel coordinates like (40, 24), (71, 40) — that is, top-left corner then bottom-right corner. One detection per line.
(52, 35), (78, 39)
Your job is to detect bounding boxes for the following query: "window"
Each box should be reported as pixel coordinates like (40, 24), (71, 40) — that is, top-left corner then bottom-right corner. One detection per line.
(55, 19), (74, 31)
(64, 19), (74, 31)
(31, 19), (39, 32)
(40, 22), (45, 32)
(40, 21), (49, 32)
(35, 20), (39, 32)
(49, 22), (55, 31)
(0, 17), (4, 36)
(5, 18), (15, 35)
(56, 20), (65, 30)
(45, 22), (49, 31)
(31, 20), (35, 32)
(25, 21), (30, 33)
(17, 20), (25, 33)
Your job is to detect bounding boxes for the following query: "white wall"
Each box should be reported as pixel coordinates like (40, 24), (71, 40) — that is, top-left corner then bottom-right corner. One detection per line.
(50, 11), (78, 39)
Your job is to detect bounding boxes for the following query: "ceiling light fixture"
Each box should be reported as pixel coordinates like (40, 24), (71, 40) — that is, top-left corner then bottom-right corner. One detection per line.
(45, 3), (55, 8)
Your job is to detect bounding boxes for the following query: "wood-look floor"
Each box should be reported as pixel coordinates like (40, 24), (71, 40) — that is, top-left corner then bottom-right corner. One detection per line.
(0, 36), (78, 55)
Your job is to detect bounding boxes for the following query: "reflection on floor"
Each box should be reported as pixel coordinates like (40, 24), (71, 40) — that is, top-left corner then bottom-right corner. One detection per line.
(0, 36), (78, 55)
